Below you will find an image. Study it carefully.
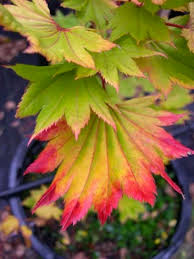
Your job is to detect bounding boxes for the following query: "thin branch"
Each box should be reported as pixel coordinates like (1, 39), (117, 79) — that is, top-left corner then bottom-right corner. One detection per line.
(165, 22), (186, 29)
(99, 73), (106, 90)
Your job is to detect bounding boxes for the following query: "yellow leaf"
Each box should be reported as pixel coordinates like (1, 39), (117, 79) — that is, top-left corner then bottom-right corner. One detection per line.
(23, 185), (63, 221)
(35, 204), (62, 220)
(0, 215), (19, 235)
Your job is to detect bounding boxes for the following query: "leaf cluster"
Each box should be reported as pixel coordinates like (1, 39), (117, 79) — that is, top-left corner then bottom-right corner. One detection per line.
(0, 0), (193, 229)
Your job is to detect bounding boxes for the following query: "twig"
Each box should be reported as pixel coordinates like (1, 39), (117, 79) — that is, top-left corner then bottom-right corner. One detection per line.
(165, 22), (186, 29)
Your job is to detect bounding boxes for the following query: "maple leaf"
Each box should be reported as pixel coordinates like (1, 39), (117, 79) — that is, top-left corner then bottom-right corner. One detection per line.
(159, 86), (193, 114)
(182, 3), (194, 53)
(76, 36), (163, 90)
(0, 0), (115, 68)
(137, 23), (194, 95)
(54, 11), (79, 28)
(110, 2), (170, 42)
(23, 186), (62, 221)
(24, 96), (194, 230)
(11, 62), (76, 82)
(0, 215), (19, 235)
(13, 65), (115, 139)
(113, 77), (154, 99)
(62, 0), (117, 29)
(112, 77), (193, 114)
(118, 196), (145, 222)
(0, 215), (32, 247)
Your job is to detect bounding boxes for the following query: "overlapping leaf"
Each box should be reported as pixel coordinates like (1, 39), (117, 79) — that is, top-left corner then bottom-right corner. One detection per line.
(110, 77), (193, 114)
(62, 0), (116, 29)
(137, 54), (194, 95)
(137, 15), (194, 95)
(24, 96), (194, 230)
(110, 2), (170, 42)
(0, 0), (115, 67)
(23, 186), (62, 221)
(13, 64), (115, 139)
(76, 36), (163, 90)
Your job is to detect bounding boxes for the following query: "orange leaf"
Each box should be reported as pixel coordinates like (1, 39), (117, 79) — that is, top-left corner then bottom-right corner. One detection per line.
(24, 96), (194, 230)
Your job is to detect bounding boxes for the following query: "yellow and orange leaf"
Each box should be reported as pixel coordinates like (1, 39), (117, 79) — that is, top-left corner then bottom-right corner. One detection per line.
(24, 96), (194, 230)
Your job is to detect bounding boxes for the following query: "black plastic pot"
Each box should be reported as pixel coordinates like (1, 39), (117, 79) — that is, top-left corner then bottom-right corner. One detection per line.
(1, 132), (191, 259)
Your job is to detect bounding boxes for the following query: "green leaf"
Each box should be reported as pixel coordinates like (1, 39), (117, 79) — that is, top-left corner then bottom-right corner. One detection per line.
(53, 11), (79, 28)
(76, 36), (161, 90)
(137, 38), (194, 95)
(139, 0), (160, 13)
(0, 0), (115, 67)
(140, 0), (192, 9)
(141, 0), (192, 10)
(159, 86), (193, 112)
(118, 77), (155, 98)
(118, 195), (145, 222)
(105, 77), (155, 105)
(62, 0), (87, 11)
(110, 2), (170, 42)
(11, 62), (76, 81)
(163, 0), (192, 9)
(16, 70), (115, 139)
(62, 0), (116, 29)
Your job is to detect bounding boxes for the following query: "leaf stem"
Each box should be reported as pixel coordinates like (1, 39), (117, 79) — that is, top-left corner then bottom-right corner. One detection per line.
(165, 22), (186, 29)
(99, 74), (106, 90)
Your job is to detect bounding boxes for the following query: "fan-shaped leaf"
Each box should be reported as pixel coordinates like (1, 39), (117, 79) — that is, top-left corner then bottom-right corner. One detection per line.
(24, 96), (194, 230)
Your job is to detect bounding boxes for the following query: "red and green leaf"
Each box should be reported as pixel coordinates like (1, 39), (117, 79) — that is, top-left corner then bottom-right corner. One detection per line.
(24, 96), (194, 230)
